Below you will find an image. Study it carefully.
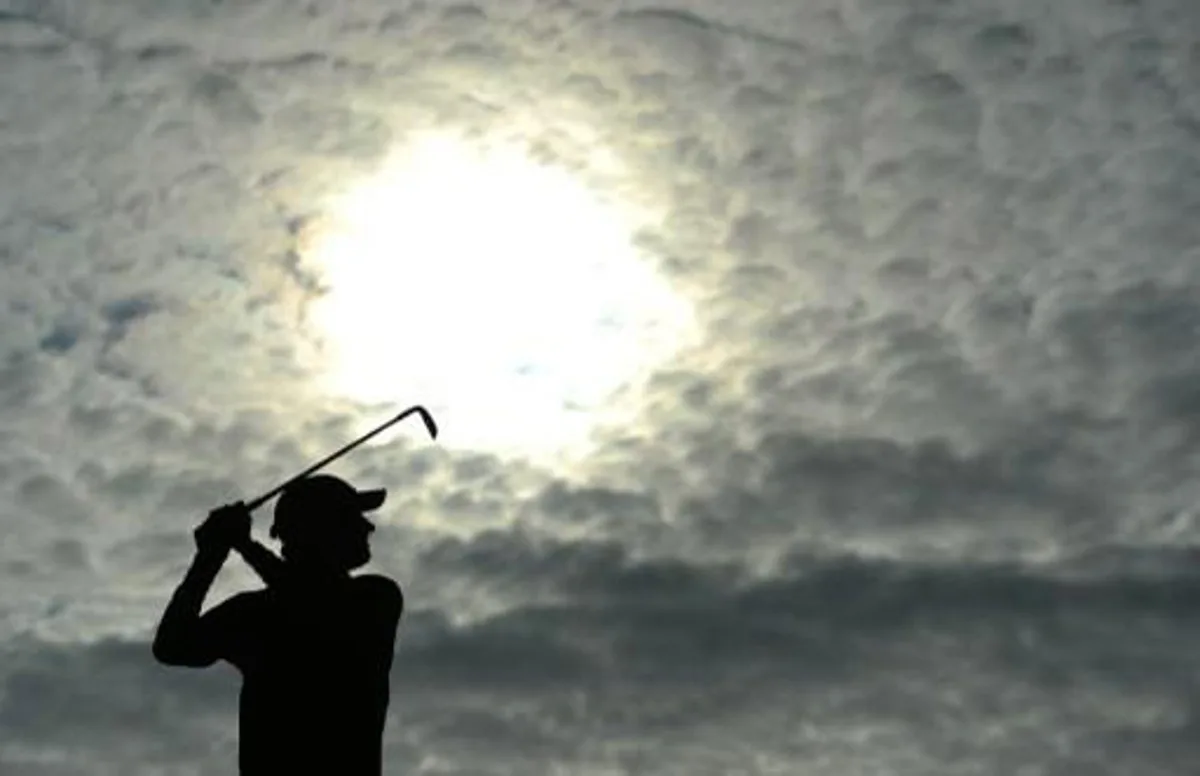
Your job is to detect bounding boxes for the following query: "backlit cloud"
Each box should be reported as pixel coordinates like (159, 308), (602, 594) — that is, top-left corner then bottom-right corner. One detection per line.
(1, 0), (1199, 773)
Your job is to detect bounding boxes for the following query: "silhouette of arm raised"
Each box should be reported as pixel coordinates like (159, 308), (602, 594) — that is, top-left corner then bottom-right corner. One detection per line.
(236, 538), (287, 587)
(152, 503), (252, 667)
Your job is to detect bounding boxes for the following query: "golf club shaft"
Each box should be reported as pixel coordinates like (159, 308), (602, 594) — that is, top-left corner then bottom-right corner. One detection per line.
(244, 405), (437, 512)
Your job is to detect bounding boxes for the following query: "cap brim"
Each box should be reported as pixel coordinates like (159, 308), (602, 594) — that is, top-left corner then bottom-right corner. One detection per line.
(357, 488), (386, 512)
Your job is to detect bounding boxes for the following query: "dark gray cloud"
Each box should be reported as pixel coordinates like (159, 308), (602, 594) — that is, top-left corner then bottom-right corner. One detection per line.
(4, 547), (1199, 773)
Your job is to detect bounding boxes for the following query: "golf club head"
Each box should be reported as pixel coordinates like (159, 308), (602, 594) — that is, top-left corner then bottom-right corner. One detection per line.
(414, 406), (439, 439)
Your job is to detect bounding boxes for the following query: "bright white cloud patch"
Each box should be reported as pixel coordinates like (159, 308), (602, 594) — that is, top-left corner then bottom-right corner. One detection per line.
(305, 131), (695, 461)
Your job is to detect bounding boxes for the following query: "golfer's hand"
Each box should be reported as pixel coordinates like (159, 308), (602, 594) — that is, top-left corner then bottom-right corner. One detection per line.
(194, 502), (252, 556)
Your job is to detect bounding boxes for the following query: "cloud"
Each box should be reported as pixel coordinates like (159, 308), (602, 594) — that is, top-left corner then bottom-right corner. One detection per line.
(2, 0), (1200, 772)
(377, 547), (1200, 771)
(0, 635), (240, 775)
(3, 546), (1198, 773)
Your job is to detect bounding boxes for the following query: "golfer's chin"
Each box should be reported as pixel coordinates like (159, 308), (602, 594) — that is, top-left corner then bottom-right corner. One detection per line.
(346, 545), (371, 571)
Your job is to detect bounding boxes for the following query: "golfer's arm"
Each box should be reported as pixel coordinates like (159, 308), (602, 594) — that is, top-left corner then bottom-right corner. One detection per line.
(151, 548), (227, 667)
(235, 540), (287, 587)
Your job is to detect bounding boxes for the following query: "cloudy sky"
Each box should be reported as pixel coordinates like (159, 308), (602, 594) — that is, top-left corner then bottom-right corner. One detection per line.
(3, 0), (1200, 773)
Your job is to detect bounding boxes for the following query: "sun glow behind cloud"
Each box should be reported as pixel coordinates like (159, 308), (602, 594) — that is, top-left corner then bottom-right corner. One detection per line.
(303, 132), (695, 461)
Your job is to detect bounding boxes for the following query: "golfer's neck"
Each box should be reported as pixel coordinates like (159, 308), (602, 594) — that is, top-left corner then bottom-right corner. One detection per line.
(285, 557), (350, 582)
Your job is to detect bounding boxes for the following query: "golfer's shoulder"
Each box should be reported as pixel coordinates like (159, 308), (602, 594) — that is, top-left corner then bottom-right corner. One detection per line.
(351, 573), (404, 608)
(204, 587), (269, 622)
(227, 587), (272, 612)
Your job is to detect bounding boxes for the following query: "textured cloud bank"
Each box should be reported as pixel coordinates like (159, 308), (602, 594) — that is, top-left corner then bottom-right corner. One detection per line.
(2, 0), (1200, 773)
(5, 550), (1200, 773)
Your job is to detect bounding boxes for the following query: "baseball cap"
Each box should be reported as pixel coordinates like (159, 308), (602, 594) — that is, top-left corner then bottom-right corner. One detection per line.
(270, 474), (386, 539)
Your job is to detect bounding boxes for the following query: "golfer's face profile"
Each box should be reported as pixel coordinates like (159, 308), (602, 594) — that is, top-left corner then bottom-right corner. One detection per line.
(320, 510), (375, 569)
(343, 512), (376, 567)
(282, 506), (376, 572)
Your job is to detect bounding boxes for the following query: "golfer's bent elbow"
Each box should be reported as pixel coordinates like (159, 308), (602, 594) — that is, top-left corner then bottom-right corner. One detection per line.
(150, 631), (182, 665)
(152, 582), (219, 667)
(152, 621), (215, 667)
(153, 542), (229, 667)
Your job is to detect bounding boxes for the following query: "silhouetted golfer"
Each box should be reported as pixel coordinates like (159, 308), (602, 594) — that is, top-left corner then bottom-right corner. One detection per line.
(152, 474), (404, 776)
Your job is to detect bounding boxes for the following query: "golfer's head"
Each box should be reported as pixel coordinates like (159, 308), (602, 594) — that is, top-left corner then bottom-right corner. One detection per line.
(271, 474), (383, 570)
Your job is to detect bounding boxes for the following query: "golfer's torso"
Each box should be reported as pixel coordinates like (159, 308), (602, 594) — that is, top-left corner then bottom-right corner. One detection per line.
(232, 586), (392, 775)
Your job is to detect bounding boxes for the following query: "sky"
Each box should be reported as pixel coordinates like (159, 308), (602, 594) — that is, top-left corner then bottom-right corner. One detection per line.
(2, 0), (1200, 773)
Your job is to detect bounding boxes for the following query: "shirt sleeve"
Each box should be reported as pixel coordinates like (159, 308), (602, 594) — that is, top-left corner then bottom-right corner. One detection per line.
(355, 575), (403, 613)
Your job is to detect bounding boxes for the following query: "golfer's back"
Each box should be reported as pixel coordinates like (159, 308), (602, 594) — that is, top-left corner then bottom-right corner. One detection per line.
(203, 574), (403, 775)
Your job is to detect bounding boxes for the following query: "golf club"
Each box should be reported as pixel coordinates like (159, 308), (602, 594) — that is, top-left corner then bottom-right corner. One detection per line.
(245, 404), (438, 512)
(235, 405), (438, 586)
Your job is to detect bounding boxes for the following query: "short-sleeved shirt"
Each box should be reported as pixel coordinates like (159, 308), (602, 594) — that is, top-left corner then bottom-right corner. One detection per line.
(200, 573), (403, 776)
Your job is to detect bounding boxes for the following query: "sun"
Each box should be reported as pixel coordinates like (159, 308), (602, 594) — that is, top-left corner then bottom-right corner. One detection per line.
(301, 131), (694, 461)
